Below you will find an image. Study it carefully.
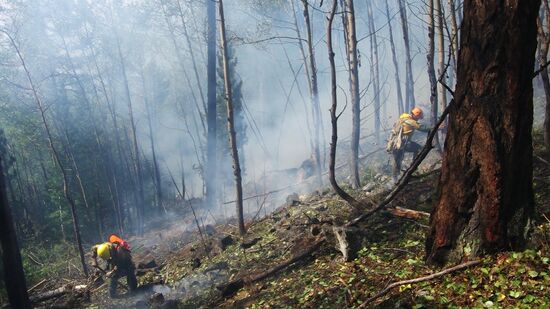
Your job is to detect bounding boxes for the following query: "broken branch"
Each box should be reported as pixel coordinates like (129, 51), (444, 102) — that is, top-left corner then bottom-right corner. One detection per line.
(356, 260), (481, 308)
(217, 237), (325, 298)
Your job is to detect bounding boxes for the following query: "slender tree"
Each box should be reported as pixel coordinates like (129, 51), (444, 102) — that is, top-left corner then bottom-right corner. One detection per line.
(327, 0), (361, 208)
(538, 0), (550, 152)
(436, 0), (448, 119)
(427, 0), (540, 264)
(206, 0), (218, 206)
(448, 0), (460, 77)
(300, 0), (323, 186)
(398, 0), (416, 111)
(385, 0), (404, 115)
(366, 0), (381, 141)
(343, 0), (361, 189)
(218, 0), (246, 235)
(427, 0), (441, 150)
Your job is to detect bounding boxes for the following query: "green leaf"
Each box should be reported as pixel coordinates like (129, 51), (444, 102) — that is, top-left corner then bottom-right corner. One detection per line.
(528, 270), (539, 278)
(524, 294), (536, 303)
(509, 290), (522, 299)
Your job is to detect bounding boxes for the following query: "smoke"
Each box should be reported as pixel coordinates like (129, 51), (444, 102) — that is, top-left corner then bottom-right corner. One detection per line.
(0, 0), (440, 237)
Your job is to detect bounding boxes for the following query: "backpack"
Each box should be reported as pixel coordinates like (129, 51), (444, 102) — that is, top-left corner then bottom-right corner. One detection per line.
(386, 119), (404, 152)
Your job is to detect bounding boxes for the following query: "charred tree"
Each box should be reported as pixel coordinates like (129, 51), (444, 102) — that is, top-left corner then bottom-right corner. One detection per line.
(343, 0), (361, 189)
(385, 0), (404, 115)
(0, 136), (32, 309)
(398, 0), (416, 111)
(426, 0), (540, 264)
(218, 0), (246, 235)
(206, 0), (218, 206)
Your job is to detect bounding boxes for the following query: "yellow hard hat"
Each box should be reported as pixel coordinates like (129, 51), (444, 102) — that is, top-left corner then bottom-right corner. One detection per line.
(96, 243), (111, 260)
(411, 107), (424, 119)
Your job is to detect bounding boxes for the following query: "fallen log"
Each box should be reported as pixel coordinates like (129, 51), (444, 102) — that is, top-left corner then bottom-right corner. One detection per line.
(355, 260), (481, 308)
(30, 284), (87, 303)
(217, 237), (326, 298)
(386, 207), (430, 220)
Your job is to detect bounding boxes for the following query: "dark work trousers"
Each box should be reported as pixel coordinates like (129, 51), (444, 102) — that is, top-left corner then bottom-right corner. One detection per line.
(392, 139), (422, 183)
(109, 265), (137, 297)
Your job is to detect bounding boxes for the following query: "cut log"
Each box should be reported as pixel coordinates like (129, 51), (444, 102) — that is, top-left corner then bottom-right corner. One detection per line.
(386, 207), (430, 220)
(30, 284), (87, 303)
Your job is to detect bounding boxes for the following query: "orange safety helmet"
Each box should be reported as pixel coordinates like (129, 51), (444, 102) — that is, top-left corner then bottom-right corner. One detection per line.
(411, 107), (424, 119)
(109, 234), (130, 250)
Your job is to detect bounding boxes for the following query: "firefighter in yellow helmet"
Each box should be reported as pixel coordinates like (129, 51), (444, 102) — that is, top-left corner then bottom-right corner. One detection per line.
(91, 235), (137, 297)
(387, 107), (430, 183)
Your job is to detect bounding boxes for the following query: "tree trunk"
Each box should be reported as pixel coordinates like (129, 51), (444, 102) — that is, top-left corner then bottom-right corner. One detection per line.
(436, 0), (448, 137)
(206, 0), (218, 206)
(218, 0), (246, 236)
(327, 0), (361, 208)
(448, 0), (460, 79)
(426, 0), (540, 265)
(300, 0), (323, 187)
(0, 140), (32, 309)
(538, 0), (550, 153)
(427, 0), (441, 150)
(366, 0), (381, 142)
(398, 0), (416, 111)
(385, 0), (404, 115)
(343, 0), (361, 189)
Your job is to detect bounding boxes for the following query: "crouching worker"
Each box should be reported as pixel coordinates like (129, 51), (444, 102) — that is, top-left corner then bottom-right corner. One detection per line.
(386, 107), (430, 184)
(91, 234), (137, 298)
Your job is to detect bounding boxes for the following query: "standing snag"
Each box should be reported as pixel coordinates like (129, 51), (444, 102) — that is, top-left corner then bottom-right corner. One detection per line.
(218, 0), (246, 236)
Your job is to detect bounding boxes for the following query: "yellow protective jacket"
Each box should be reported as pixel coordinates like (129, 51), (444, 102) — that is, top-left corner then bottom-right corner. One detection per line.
(399, 113), (429, 136)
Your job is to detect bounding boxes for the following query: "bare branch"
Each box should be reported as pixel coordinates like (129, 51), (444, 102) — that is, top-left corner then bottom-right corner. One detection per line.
(356, 260), (481, 308)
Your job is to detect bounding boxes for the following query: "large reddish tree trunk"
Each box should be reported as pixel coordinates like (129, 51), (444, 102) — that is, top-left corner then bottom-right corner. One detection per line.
(426, 0), (540, 264)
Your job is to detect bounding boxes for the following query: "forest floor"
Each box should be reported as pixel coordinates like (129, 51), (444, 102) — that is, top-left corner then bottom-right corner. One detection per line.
(12, 131), (550, 309)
